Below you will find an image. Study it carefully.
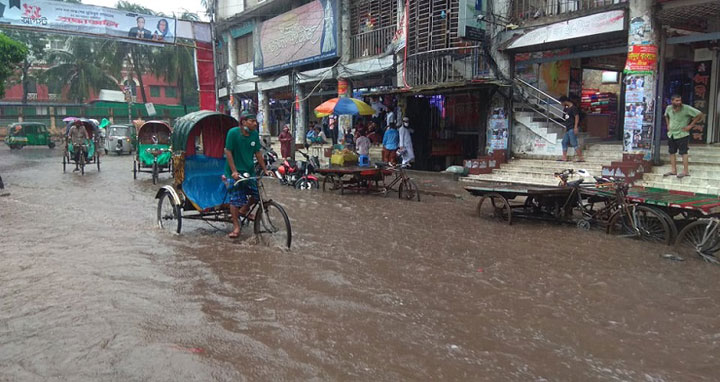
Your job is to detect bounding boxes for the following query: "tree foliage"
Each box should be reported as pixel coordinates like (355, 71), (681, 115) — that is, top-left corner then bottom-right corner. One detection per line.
(0, 33), (28, 97)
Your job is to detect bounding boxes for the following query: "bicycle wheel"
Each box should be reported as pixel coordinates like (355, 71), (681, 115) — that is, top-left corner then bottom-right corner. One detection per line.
(646, 206), (678, 242)
(398, 178), (420, 201)
(607, 205), (671, 245)
(476, 192), (512, 225)
(675, 220), (720, 263)
(254, 200), (292, 249)
(157, 190), (182, 234)
(152, 162), (159, 185)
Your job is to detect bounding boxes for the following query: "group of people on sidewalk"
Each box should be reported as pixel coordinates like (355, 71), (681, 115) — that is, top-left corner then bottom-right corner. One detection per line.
(276, 115), (416, 167)
(558, 94), (704, 178)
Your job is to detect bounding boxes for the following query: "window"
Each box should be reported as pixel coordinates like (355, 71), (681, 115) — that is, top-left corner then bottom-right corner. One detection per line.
(165, 86), (177, 98)
(235, 34), (253, 64)
(150, 85), (161, 98)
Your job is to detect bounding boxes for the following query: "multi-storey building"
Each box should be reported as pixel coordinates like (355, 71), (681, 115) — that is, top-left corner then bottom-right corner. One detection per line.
(216, 0), (509, 171)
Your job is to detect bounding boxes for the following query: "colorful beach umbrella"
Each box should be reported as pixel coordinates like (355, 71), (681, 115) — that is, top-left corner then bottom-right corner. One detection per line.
(314, 97), (375, 117)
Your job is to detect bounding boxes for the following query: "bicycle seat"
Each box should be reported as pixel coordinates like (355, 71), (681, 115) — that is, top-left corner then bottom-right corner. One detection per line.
(567, 179), (584, 187)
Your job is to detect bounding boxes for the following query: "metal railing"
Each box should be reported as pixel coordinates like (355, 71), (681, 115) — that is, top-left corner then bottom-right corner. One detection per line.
(511, 0), (627, 23)
(513, 78), (565, 129)
(405, 46), (490, 87)
(351, 25), (395, 59)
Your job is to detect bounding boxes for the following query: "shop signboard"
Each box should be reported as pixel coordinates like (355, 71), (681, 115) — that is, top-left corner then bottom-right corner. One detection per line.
(254, 0), (339, 74)
(0, 0), (176, 44)
(624, 45), (658, 74)
(458, 0), (485, 41)
(691, 61), (712, 143)
(506, 10), (624, 50)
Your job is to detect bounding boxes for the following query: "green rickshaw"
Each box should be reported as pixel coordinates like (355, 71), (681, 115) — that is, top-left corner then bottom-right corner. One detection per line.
(63, 119), (101, 175)
(133, 121), (172, 184)
(5, 122), (56, 149)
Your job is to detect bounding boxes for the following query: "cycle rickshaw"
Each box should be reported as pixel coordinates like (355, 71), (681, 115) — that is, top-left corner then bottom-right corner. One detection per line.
(62, 119), (101, 175)
(133, 120), (173, 184)
(154, 111), (291, 248)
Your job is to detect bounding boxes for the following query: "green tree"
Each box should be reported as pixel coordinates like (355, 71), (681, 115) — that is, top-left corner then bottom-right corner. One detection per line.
(151, 12), (200, 109)
(42, 38), (118, 103)
(0, 33), (28, 98)
(5, 31), (50, 104)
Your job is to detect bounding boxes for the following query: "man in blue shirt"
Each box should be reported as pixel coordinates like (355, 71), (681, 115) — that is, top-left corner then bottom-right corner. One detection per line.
(382, 124), (399, 164)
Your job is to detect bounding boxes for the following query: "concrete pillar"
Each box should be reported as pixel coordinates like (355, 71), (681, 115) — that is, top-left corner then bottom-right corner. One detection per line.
(258, 89), (269, 138)
(395, 0), (406, 87)
(340, 0), (351, 64)
(623, 0), (659, 159)
(294, 86), (307, 145)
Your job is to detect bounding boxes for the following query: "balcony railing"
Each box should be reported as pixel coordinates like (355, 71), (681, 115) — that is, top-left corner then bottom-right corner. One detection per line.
(351, 25), (395, 59)
(406, 46), (490, 88)
(511, 0), (627, 23)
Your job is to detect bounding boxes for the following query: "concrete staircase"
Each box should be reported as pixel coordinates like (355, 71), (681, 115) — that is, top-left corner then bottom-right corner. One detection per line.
(462, 143), (624, 186)
(636, 145), (720, 195)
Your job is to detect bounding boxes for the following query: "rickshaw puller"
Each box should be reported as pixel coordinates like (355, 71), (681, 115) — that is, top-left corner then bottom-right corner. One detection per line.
(68, 121), (89, 171)
(224, 111), (272, 239)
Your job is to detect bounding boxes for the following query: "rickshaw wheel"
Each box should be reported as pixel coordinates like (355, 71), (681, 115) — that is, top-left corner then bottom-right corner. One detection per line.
(254, 200), (292, 249)
(477, 192), (512, 225)
(399, 178), (420, 202)
(152, 162), (159, 185)
(96, 153), (101, 172)
(133, 159), (137, 180)
(79, 154), (85, 176)
(62, 153), (67, 173)
(157, 191), (182, 234)
(607, 205), (671, 245)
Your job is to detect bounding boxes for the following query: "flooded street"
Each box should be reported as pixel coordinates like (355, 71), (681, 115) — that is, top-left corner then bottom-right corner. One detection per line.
(1, 146), (720, 381)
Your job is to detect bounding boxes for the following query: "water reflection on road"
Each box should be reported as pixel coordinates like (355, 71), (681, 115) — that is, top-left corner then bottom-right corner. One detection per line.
(1, 146), (719, 381)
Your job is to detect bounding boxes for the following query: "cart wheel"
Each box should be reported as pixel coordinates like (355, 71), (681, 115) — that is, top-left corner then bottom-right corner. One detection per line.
(645, 206), (678, 242)
(477, 192), (512, 225)
(152, 162), (159, 185)
(254, 200), (292, 249)
(399, 178), (420, 202)
(62, 153), (67, 173)
(674, 219), (720, 263)
(157, 190), (182, 234)
(576, 219), (592, 231)
(607, 205), (671, 245)
(133, 159), (137, 179)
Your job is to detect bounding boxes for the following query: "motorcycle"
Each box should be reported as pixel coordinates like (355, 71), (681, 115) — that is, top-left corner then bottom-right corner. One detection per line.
(254, 139), (279, 175)
(275, 150), (320, 190)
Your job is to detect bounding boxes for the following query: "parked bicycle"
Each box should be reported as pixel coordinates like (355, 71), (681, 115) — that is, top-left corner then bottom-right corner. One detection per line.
(379, 162), (420, 201)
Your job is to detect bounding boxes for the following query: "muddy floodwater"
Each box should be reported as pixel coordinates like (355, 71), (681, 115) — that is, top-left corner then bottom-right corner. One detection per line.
(1, 146), (719, 381)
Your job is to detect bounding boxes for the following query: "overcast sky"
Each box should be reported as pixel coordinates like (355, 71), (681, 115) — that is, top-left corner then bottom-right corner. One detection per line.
(82, 0), (209, 20)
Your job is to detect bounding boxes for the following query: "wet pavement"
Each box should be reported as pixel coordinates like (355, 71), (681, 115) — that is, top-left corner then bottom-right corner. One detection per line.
(1, 146), (720, 381)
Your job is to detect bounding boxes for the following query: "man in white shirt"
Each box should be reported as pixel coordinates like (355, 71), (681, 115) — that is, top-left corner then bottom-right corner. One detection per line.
(397, 117), (415, 165)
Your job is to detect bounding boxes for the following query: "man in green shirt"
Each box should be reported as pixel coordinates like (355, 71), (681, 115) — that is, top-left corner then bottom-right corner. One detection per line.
(224, 111), (271, 238)
(663, 94), (704, 179)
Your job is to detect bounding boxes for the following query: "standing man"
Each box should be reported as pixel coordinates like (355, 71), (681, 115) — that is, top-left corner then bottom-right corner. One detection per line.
(68, 121), (89, 172)
(278, 124), (293, 159)
(224, 111), (271, 239)
(397, 117), (415, 165)
(382, 123), (399, 164)
(663, 94), (704, 178)
(558, 96), (584, 162)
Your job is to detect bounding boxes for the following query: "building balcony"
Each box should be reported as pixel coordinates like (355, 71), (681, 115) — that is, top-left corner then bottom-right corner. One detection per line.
(351, 25), (395, 60)
(405, 46), (490, 88)
(511, 0), (627, 25)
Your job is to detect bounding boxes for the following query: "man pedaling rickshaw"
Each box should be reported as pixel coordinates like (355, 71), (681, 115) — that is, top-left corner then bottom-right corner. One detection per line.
(68, 121), (89, 172)
(223, 111), (274, 239)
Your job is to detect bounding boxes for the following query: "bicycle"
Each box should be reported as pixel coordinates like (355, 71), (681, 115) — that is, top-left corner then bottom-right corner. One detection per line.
(553, 169), (671, 244)
(674, 217), (720, 264)
(378, 162), (420, 201)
